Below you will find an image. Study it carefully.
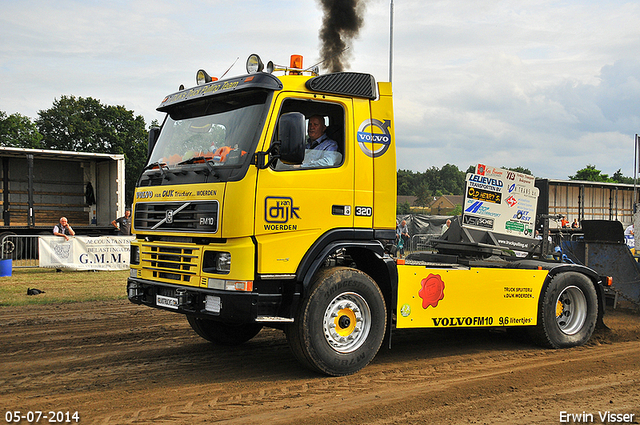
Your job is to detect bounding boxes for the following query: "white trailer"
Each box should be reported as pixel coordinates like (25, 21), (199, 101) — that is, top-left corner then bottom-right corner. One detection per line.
(0, 147), (125, 235)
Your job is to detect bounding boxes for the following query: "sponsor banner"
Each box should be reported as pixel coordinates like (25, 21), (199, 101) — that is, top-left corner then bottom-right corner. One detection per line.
(505, 220), (534, 236)
(39, 236), (135, 270)
(467, 185), (502, 204)
(477, 163), (536, 187)
(462, 214), (494, 229)
(463, 165), (539, 238)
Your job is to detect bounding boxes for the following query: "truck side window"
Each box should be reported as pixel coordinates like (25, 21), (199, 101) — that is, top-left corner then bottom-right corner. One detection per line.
(273, 100), (344, 170)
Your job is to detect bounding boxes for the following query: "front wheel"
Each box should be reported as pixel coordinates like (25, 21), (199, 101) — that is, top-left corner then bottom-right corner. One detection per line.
(186, 316), (263, 345)
(529, 272), (598, 348)
(286, 267), (387, 376)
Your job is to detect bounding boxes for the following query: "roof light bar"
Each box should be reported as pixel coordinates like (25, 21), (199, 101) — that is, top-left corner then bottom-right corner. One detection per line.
(248, 54), (318, 76)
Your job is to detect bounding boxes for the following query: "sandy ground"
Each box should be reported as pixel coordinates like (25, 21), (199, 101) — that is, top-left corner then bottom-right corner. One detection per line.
(1, 300), (639, 425)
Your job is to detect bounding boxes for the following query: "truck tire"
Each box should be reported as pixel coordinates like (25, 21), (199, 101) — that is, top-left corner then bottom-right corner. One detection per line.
(286, 267), (387, 376)
(186, 315), (263, 346)
(529, 272), (598, 348)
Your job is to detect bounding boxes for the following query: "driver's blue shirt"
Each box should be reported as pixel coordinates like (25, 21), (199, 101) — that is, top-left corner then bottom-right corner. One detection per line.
(306, 134), (338, 151)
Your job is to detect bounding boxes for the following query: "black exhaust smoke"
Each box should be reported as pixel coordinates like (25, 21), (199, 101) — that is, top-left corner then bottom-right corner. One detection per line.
(318, 0), (366, 73)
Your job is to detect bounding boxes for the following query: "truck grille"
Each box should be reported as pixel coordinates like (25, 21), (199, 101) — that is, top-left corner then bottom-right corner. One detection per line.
(141, 243), (200, 283)
(134, 201), (218, 233)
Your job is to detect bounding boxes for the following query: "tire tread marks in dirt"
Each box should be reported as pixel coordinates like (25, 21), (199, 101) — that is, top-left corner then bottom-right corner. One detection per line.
(2, 300), (639, 425)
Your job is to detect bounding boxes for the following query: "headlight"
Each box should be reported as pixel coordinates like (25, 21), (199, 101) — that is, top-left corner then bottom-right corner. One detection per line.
(130, 245), (140, 265)
(217, 252), (231, 273)
(203, 251), (231, 274)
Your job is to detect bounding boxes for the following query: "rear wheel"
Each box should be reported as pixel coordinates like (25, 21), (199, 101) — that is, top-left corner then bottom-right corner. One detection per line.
(186, 316), (263, 345)
(286, 267), (387, 376)
(529, 272), (598, 348)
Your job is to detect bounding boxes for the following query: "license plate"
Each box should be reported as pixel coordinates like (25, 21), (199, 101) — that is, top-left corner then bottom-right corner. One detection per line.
(156, 294), (179, 310)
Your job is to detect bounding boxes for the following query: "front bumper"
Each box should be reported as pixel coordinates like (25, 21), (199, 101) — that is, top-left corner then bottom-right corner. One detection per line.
(127, 277), (290, 323)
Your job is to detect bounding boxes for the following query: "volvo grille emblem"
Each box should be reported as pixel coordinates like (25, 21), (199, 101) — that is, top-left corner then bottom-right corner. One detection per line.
(151, 202), (191, 230)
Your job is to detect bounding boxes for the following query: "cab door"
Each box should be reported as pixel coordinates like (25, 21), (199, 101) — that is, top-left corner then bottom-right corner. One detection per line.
(255, 93), (354, 275)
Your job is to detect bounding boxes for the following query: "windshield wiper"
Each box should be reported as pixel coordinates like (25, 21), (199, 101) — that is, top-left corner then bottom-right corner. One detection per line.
(176, 156), (220, 178)
(143, 161), (170, 179)
(143, 161), (168, 172)
(177, 156), (209, 166)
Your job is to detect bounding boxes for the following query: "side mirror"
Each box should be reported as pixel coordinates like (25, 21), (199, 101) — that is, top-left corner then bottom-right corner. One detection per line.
(277, 112), (305, 164)
(148, 127), (161, 158)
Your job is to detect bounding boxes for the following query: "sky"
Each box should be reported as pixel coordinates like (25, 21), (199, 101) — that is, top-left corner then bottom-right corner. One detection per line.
(1, 0), (640, 180)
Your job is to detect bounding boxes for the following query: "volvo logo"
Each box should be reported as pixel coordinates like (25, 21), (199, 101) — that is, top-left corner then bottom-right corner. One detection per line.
(356, 119), (392, 158)
(151, 202), (191, 230)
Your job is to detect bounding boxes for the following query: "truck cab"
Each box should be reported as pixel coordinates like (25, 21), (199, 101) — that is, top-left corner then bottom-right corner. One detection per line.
(128, 55), (397, 371)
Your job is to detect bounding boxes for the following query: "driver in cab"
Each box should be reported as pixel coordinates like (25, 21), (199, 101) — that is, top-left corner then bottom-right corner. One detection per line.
(295, 115), (341, 168)
(275, 114), (341, 170)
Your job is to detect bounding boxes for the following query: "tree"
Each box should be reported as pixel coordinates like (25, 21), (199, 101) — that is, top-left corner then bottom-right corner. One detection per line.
(415, 182), (432, 208)
(36, 96), (148, 206)
(396, 164), (535, 205)
(397, 169), (419, 196)
(439, 163), (465, 195)
(397, 201), (411, 215)
(422, 166), (443, 196)
(505, 166), (532, 176)
(569, 165), (611, 182)
(612, 169), (633, 184)
(449, 204), (463, 216)
(0, 111), (43, 148)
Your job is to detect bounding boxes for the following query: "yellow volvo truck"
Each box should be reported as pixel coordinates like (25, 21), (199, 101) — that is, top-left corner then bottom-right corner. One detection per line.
(127, 54), (609, 376)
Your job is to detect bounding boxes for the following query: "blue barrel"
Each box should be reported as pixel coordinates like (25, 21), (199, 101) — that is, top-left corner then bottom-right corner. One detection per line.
(0, 259), (12, 277)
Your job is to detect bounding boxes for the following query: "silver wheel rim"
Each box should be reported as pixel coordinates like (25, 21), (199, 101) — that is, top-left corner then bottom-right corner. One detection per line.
(322, 292), (372, 353)
(555, 285), (587, 335)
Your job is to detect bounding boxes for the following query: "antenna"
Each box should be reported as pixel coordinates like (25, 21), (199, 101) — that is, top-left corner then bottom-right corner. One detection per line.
(389, 0), (394, 83)
(305, 47), (350, 73)
(220, 57), (239, 79)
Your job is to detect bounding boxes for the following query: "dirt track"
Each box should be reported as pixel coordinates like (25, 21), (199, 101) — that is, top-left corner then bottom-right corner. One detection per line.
(2, 300), (639, 425)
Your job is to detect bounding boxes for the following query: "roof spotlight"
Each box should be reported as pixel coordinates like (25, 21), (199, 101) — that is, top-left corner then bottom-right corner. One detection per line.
(246, 54), (264, 74)
(196, 69), (213, 86)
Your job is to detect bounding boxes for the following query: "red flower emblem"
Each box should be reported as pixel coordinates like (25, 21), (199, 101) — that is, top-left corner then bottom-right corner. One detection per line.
(418, 274), (445, 309)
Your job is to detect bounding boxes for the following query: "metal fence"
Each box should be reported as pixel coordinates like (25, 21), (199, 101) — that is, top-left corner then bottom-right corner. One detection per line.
(1, 234), (40, 268)
(410, 234), (441, 252)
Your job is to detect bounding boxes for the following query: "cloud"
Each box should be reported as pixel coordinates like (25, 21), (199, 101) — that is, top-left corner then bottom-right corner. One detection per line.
(1, 0), (640, 180)
(376, 0), (640, 178)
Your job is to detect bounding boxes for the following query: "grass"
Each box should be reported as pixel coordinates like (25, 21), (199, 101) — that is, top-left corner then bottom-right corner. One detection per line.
(0, 267), (130, 306)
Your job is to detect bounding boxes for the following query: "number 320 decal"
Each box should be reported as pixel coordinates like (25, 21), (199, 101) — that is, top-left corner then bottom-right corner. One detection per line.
(355, 206), (372, 217)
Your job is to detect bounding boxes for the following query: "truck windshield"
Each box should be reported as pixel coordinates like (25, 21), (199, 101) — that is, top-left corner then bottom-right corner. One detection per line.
(147, 90), (270, 173)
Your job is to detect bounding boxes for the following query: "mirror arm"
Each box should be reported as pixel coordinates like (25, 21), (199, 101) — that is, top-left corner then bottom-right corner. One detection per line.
(254, 141), (281, 170)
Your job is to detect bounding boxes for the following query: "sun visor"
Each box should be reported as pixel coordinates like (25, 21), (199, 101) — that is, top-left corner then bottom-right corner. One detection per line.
(306, 72), (377, 100)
